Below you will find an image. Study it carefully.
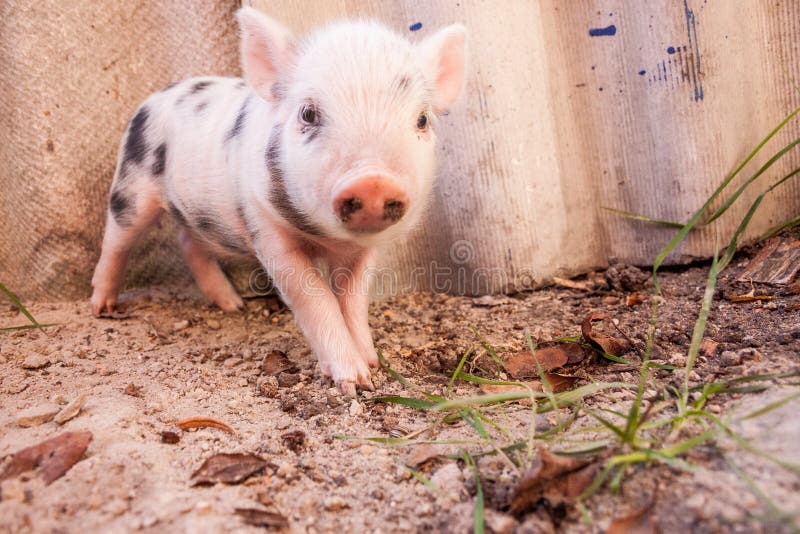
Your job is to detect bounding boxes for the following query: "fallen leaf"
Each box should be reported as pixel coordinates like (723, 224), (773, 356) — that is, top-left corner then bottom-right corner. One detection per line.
(161, 431), (181, 444)
(235, 508), (289, 529)
(123, 383), (143, 397)
(504, 343), (585, 379)
(261, 350), (297, 376)
(54, 393), (88, 425)
(0, 431), (92, 485)
(280, 430), (306, 453)
(404, 444), (440, 468)
(480, 374), (579, 402)
(626, 292), (646, 306)
(607, 499), (657, 534)
(699, 338), (719, 357)
(728, 290), (776, 303)
(510, 448), (600, 514)
(553, 277), (590, 291)
(191, 453), (267, 486)
(581, 314), (631, 358)
(177, 416), (235, 435)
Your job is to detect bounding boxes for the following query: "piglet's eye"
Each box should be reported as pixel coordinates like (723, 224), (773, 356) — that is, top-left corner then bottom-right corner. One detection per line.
(299, 104), (317, 125)
(416, 112), (428, 131)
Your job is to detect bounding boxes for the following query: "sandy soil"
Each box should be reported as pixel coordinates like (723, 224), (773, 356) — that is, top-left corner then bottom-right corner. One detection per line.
(1, 238), (799, 533)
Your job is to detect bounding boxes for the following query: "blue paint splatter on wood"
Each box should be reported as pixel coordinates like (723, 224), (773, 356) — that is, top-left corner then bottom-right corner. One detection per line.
(683, 0), (704, 101)
(409, 22), (422, 31)
(638, 70), (646, 75)
(589, 25), (616, 37)
(667, 46), (676, 54)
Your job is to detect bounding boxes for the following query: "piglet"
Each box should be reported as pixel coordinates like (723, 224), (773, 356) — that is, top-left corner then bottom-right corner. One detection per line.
(91, 7), (467, 395)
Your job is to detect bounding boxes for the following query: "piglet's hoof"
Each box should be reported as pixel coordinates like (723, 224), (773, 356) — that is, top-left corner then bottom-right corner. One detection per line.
(336, 377), (375, 397)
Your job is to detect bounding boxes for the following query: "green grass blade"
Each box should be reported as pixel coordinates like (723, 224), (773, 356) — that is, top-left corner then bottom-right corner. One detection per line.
(601, 207), (685, 228)
(759, 214), (800, 241)
(0, 322), (58, 332)
(447, 347), (473, 395)
(371, 396), (437, 410)
(0, 282), (47, 334)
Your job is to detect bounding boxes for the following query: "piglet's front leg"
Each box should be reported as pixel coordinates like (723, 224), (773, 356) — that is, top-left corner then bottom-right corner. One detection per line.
(330, 249), (379, 369)
(256, 231), (373, 396)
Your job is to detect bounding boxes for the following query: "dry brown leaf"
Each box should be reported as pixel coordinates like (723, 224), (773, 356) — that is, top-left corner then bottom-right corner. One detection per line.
(235, 507), (289, 529)
(404, 444), (440, 468)
(503, 343), (585, 379)
(261, 350), (297, 376)
(607, 500), (657, 534)
(177, 416), (235, 435)
(0, 431), (92, 485)
(728, 290), (776, 303)
(544, 373), (580, 393)
(280, 430), (306, 453)
(553, 277), (590, 291)
(191, 453), (267, 486)
(54, 393), (88, 425)
(699, 338), (719, 357)
(510, 448), (600, 514)
(581, 313), (631, 357)
(626, 292), (646, 306)
(480, 382), (541, 405)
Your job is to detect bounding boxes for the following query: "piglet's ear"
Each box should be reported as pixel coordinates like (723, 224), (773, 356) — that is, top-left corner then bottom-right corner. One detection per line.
(418, 24), (467, 114)
(236, 7), (293, 100)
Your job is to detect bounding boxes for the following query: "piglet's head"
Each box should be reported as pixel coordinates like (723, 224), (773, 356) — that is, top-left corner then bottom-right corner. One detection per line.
(237, 7), (467, 246)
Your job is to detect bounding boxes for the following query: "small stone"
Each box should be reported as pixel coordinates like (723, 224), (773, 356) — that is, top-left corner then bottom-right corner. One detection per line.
(737, 348), (761, 361)
(172, 320), (190, 332)
(720, 351), (741, 367)
(258, 376), (279, 398)
(668, 353), (686, 367)
(51, 394), (67, 405)
(484, 509), (518, 534)
(161, 431), (181, 444)
(277, 372), (301, 388)
(223, 357), (243, 368)
(262, 309), (271, 319)
(21, 354), (50, 369)
(349, 399), (364, 417)
(195, 501), (212, 513)
(206, 319), (221, 330)
(54, 392), (88, 424)
(601, 296), (620, 305)
(323, 496), (350, 511)
(16, 404), (60, 427)
(429, 463), (465, 501)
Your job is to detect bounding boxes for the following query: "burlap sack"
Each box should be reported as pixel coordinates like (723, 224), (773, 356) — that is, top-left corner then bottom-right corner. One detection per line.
(0, 1), (241, 300)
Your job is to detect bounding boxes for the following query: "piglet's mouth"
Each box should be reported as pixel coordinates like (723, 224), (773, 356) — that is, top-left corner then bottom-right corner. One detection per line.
(333, 176), (408, 233)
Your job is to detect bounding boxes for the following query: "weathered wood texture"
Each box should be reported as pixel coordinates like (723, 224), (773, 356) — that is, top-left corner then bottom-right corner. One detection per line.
(1, 1), (798, 299)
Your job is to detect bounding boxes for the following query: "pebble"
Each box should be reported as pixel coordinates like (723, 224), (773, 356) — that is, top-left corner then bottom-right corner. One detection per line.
(348, 399), (364, 417)
(323, 496), (350, 511)
(172, 320), (189, 332)
(54, 392), (88, 424)
(21, 354), (49, 369)
(484, 510), (518, 534)
(429, 463), (465, 501)
(719, 351), (741, 367)
(195, 501), (212, 513)
(16, 404), (60, 427)
(206, 319), (221, 330)
(223, 357), (242, 368)
(668, 353), (686, 367)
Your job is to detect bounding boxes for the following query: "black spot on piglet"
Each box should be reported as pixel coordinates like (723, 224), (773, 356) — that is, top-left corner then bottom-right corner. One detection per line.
(110, 189), (134, 226)
(190, 81), (213, 94)
(122, 106), (149, 172)
(152, 143), (167, 176)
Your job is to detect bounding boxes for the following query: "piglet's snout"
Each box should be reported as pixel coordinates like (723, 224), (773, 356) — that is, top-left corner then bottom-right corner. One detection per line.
(334, 176), (408, 232)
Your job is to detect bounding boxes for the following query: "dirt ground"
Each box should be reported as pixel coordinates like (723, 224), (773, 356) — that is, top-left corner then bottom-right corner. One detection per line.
(1, 236), (799, 533)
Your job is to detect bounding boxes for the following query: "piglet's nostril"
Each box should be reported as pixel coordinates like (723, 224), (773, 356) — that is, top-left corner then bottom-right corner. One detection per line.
(383, 199), (406, 222)
(339, 197), (363, 221)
